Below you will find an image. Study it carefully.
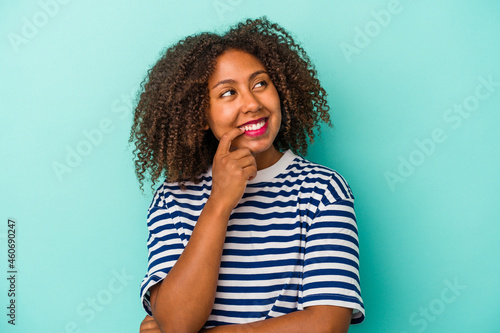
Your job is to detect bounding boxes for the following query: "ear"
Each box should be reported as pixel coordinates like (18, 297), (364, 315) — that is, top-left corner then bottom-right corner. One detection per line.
(203, 124), (210, 130)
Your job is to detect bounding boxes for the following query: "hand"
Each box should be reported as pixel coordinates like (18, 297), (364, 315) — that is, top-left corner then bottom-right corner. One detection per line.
(139, 315), (161, 333)
(140, 314), (214, 333)
(210, 128), (257, 211)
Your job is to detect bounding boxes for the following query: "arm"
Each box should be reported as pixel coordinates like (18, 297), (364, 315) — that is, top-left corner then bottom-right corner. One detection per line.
(140, 305), (352, 333)
(149, 128), (257, 333)
(201, 305), (352, 333)
(149, 197), (230, 332)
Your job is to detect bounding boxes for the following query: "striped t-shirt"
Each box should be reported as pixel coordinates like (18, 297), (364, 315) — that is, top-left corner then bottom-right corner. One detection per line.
(140, 149), (365, 327)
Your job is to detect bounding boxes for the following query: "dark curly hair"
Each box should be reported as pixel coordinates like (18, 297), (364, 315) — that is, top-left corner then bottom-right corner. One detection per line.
(129, 16), (332, 193)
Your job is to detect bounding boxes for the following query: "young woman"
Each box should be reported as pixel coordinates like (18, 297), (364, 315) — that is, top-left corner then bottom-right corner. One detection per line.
(130, 17), (365, 332)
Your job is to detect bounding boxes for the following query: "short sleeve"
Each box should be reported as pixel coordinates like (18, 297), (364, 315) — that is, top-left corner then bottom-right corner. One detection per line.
(139, 199), (186, 316)
(302, 176), (365, 324)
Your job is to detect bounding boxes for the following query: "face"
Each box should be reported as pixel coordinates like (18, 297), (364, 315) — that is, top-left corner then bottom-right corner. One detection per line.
(205, 49), (282, 162)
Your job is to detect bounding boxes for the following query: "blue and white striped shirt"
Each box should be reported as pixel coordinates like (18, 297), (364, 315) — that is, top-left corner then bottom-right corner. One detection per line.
(140, 149), (365, 326)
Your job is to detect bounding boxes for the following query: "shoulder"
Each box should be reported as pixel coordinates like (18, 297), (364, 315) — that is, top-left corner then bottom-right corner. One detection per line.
(284, 152), (354, 203)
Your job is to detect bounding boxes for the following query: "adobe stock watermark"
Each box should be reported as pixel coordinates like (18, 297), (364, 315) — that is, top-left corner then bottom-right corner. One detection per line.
(56, 267), (134, 333)
(212, 0), (243, 21)
(7, 0), (72, 54)
(400, 277), (467, 333)
(340, 0), (417, 63)
(51, 87), (136, 182)
(6, 219), (18, 326)
(385, 74), (499, 192)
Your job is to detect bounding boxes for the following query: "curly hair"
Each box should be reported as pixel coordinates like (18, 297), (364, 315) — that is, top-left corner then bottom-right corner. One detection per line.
(129, 16), (332, 193)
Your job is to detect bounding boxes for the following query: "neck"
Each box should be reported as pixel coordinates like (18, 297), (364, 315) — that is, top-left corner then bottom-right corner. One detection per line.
(254, 146), (284, 170)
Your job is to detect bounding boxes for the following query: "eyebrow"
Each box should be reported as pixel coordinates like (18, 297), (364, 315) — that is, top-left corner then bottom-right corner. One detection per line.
(210, 70), (269, 90)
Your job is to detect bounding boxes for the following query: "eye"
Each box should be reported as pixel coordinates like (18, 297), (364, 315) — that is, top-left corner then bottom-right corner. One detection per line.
(254, 80), (267, 89)
(220, 89), (236, 98)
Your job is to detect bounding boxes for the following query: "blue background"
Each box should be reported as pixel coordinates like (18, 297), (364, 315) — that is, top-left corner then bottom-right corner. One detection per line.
(1, 0), (499, 332)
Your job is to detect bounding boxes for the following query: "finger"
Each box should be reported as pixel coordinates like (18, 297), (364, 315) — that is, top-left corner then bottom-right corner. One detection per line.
(242, 164), (258, 181)
(216, 127), (245, 156)
(141, 315), (155, 323)
(140, 324), (161, 332)
(220, 151), (256, 174)
(140, 325), (161, 333)
(227, 147), (255, 160)
(140, 315), (158, 329)
(235, 154), (257, 171)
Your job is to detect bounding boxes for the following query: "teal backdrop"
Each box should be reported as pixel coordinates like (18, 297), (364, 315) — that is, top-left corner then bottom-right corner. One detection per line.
(1, 0), (499, 332)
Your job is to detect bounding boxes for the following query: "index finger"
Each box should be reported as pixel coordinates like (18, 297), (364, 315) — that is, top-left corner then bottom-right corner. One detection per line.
(216, 127), (245, 156)
(140, 315), (158, 331)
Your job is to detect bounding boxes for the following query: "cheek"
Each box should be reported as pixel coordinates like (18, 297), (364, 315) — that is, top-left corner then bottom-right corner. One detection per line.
(210, 107), (235, 127)
(269, 87), (281, 110)
(271, 92), (282, 125)
(274, 113), (282, 132)
(206, 108), (234, 138)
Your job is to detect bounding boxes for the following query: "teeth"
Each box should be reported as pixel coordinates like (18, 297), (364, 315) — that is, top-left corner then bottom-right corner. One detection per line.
(239, 119), (266, 132)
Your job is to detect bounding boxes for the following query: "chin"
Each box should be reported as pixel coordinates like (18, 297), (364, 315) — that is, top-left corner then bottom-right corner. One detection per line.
(245, 143), (275, 155)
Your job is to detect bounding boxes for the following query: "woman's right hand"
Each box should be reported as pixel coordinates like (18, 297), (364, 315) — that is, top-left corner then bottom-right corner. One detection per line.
(139, 315), (160, 333)
(210, 128), (257, 211)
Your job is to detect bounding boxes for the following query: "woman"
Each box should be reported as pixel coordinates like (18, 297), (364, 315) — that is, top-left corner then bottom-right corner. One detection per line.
(130, 16), (365, 332)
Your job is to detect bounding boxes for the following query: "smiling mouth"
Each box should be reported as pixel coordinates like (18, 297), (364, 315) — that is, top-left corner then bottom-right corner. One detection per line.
(239, 118), (267, 132)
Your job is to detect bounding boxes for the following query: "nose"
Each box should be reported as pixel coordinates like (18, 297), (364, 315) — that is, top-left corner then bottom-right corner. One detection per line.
(240, 89), (262, 113)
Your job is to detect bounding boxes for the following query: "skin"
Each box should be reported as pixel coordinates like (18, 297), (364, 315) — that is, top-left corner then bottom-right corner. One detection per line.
(140, 49), (353, 333)
(140, 306), (352, 333)
(204, 48), (284, 171)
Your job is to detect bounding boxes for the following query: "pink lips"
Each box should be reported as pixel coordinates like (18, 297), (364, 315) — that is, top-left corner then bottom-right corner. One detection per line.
(242, 118), (268, 137)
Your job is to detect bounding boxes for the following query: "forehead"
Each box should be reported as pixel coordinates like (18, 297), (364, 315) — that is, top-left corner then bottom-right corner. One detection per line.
(208, 49), (266, 84)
